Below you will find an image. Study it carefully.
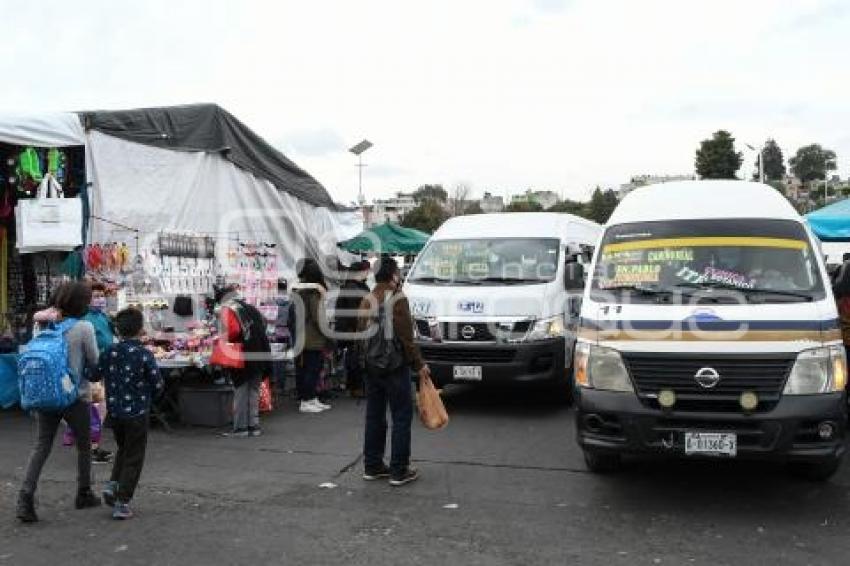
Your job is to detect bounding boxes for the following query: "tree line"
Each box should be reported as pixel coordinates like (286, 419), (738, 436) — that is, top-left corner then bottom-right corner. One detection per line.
(400, 184), (620, 233)
(399, 132), (839, 233)
(695, 130), (837, 185)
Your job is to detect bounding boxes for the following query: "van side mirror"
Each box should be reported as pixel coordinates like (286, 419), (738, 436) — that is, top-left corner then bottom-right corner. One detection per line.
(564, 260), (586, 291)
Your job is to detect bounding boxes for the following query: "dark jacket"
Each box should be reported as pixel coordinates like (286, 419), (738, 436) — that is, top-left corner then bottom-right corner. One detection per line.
(334, 280), (370, 335)
(93, 339), (164, 419)
(357, 282), (424, 372)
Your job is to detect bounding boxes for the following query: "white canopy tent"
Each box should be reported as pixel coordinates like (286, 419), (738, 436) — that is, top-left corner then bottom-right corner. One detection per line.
(0, 106), (362, 278)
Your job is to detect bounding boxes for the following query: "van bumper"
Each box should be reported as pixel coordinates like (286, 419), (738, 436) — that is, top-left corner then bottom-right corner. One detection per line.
(418, 338), (566, 386)
(576, 388), (846, 462)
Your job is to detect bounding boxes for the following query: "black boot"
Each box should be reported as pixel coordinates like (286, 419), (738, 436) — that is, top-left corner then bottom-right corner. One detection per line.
(16, 491), (38, 523)
(75, 488), (100, 510)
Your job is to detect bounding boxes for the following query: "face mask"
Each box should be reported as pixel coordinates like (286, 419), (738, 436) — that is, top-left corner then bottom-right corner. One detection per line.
(91, 297), (107, 310)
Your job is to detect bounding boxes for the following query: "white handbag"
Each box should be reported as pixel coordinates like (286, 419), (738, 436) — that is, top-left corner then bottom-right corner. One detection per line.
(15, 173), (83, 254)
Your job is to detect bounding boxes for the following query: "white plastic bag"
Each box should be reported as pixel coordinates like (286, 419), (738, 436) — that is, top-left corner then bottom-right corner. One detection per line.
(15, 174), (83, 254)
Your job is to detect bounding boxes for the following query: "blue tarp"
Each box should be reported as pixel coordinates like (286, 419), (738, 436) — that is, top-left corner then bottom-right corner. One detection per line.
(0, 354), (19, 409)
(806, 198), (850, 241)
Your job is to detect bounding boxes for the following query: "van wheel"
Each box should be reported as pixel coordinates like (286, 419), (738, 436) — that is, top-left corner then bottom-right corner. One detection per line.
(583, 450), (621, 473)
(787, 457), (842, 482)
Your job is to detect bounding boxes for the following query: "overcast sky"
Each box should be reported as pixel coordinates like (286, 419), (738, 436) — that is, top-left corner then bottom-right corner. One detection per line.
(2, 0), (848, 205)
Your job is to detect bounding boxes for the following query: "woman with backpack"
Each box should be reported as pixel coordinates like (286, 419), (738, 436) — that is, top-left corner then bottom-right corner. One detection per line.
(16, 282), (101, 523)
(291, 259), (333, 414)
(212, 285), (272, 438)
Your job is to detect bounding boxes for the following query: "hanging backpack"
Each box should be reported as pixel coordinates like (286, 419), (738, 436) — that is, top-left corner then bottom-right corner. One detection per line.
(17, 318), (79, 411)
(365, 293), (404, 374)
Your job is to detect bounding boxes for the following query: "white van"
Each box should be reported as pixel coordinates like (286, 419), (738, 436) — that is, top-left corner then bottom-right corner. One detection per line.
(574, 180), (846, 480)
(404, 213), (601, 390)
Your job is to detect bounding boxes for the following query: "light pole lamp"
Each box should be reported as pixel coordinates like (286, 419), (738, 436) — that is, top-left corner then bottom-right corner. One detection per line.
(349, 139), (373, 206)
(745, 143), (764, 183)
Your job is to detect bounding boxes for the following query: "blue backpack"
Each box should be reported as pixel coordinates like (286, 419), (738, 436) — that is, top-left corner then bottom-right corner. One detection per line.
(18, 319), (79, 411)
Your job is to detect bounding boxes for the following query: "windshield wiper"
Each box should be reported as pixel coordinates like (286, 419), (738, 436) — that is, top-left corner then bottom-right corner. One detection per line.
(596, 284), (677, 297)
(674, 281), (814, 302)
(741, 288), (814, 302)
(408, 276), (452, 284)
(478, 276), (543, 284)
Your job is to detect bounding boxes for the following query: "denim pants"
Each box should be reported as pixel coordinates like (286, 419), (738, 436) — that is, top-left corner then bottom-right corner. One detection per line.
(364, 366), (413, 476)
(21, 400), (92, 496)
(233, 374), (261, 431)
(110, 415), (149, 503)
(296, 350), (324, 401)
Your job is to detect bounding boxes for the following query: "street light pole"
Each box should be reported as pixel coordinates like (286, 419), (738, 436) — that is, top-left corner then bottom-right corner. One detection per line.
(745, 143), (765, 183)
(357, 153), (364, 204)
(349, 140), (373, 204)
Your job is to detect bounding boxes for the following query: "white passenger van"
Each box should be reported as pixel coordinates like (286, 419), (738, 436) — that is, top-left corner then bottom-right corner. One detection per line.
(574, 180), (846, 480)
(404, 213), (601, 390)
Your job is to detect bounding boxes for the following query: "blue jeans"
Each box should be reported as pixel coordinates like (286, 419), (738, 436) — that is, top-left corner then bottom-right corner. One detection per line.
(296, 350), (323, 401)
(364, 366), (413, 476)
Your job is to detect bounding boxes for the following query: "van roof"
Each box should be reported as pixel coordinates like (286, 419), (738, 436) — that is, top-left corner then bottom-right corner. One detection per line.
(432, 212), (601, 241)
(609, 180), (802, 225)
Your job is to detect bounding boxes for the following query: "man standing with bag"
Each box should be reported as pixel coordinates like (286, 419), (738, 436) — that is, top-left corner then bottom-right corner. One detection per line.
(358, 256), (431, 487)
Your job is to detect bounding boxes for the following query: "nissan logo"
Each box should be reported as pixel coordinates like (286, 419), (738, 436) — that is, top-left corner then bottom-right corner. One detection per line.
(694, 367), (721, 389)
(460, 325), (476, 340)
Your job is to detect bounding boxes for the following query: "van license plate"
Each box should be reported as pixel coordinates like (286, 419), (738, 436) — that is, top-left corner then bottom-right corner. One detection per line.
(684, 432), (737, 457)
(453, 365), (482, 381)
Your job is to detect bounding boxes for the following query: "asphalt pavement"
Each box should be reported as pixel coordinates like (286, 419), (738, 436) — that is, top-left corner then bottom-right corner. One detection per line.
(2, 384), (850, 566)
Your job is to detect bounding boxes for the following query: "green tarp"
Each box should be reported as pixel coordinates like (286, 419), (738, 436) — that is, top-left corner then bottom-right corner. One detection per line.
(339, 222), (430, 254)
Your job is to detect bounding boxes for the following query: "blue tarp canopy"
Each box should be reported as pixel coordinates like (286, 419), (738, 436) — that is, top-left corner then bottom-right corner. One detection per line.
(806, 198), (850, 241)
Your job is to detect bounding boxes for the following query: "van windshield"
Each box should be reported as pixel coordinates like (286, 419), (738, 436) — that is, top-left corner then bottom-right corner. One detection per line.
(408, 238), (561, 285)
(590, 219), (825, 303)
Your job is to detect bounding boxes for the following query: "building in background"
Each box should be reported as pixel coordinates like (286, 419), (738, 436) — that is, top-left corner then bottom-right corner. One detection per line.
(783, 175), (806, 202)
(618, 174), (695, 199)
(509, 190), (559, 210)
(364, 191), (417, 227)
(479, 191), (505, 213)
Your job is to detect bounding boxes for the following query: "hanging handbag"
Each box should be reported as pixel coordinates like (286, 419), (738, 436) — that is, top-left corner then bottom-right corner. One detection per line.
(15, 174), (83, 254)
(173, 295), (194, 317)
(209, 338), (245, 369)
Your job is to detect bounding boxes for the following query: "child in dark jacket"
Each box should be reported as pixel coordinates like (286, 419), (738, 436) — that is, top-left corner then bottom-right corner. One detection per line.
(91, 308), (163, 520)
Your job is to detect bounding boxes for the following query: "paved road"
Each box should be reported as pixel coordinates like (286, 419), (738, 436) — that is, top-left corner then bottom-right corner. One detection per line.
(2, 384), (850, 566)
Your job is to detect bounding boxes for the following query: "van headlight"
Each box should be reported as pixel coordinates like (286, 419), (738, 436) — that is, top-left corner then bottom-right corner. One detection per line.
(784, 345), (847, 395)
(525, 315), (566, 342)
(574, 342), (633, 392)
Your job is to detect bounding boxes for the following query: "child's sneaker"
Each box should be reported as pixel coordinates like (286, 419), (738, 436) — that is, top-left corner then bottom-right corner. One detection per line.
(112, 502), (134, 520)
(102, 481), (118, 506)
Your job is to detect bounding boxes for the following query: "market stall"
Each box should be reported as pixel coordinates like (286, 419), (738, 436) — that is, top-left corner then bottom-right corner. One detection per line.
(0, 104), (361, 422)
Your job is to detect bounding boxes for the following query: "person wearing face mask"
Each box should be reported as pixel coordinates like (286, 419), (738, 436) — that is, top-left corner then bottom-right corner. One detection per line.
(85, 283), (115, 355)
(82, 283), (115, 464)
